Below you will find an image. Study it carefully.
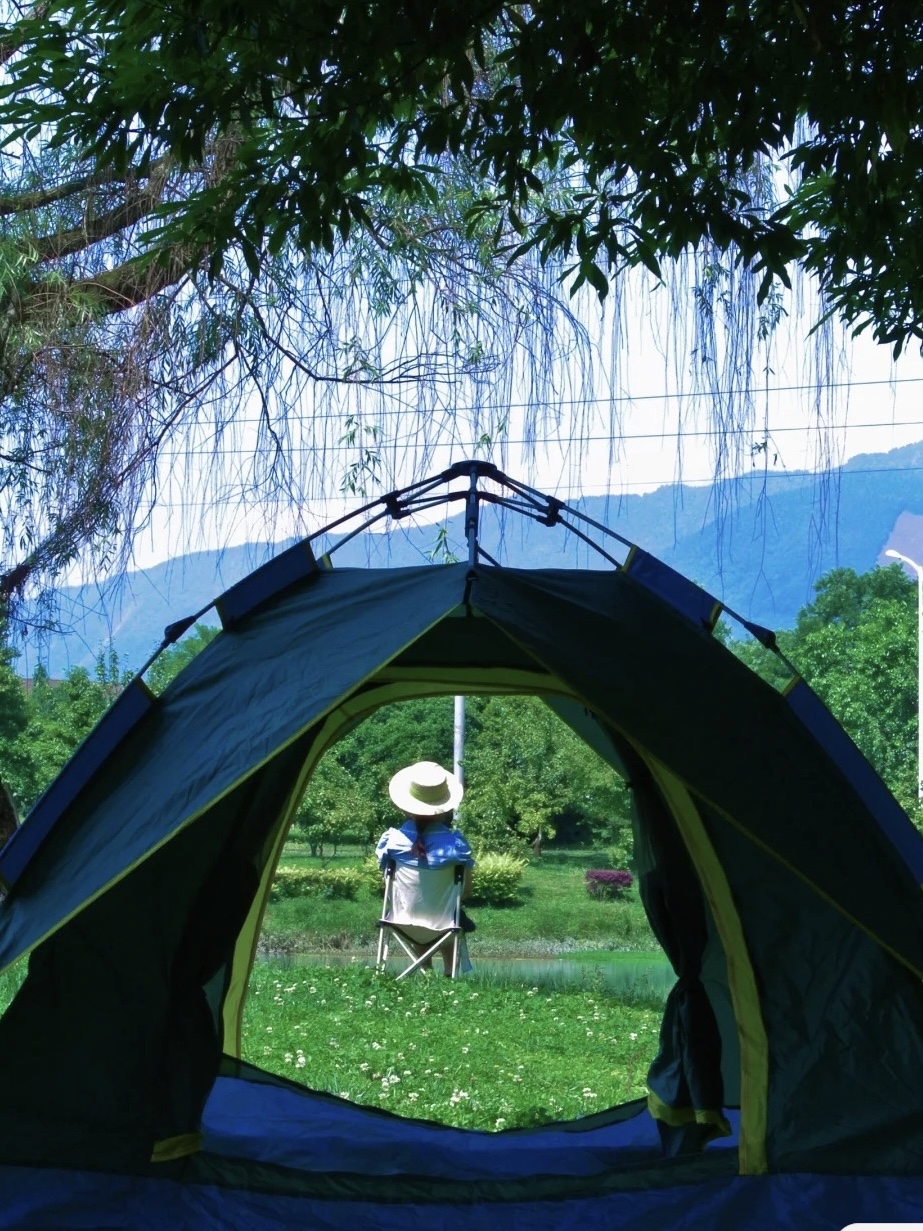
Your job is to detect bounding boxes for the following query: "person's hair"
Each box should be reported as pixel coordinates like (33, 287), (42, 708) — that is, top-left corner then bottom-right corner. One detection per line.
(408, 809), (453, 826)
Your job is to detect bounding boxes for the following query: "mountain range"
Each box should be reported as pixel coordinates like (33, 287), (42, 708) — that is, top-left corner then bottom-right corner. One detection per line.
(24, 440), (923, 676)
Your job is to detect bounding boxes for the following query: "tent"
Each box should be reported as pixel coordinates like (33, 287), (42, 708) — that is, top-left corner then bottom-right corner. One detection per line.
(1, 461), (923, 1229)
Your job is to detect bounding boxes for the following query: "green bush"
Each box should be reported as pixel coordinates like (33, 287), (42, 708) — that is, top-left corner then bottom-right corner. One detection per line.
(361, 853), (387, 899)
(468, 852), (527, 906)
(270, 865), (362, 902)
(606, 839), (633, 870)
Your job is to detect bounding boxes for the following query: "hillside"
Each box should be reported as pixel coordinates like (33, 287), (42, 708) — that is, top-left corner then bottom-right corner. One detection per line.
(25, 440), (923, 674)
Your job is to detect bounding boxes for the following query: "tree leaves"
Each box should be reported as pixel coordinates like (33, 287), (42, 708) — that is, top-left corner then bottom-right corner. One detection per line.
(6, 0), (921, 346)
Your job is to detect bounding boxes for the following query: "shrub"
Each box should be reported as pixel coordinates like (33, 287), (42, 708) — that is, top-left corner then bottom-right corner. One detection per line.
(270, 865), (362, 902)
(468, 852), (527, 906)
(585, 869), (633, 900)
(606, 839), (633, 871)
(361, 853), (387, 899)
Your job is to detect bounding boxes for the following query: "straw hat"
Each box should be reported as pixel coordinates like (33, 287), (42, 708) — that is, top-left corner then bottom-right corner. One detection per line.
(388, 761), (464, 817)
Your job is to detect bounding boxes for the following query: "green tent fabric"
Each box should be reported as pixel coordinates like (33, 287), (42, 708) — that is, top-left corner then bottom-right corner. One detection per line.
(2, 471), (923, 1194)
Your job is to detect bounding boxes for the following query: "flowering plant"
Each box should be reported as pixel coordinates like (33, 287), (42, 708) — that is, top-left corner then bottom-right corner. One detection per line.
(584, 868), (633, 900)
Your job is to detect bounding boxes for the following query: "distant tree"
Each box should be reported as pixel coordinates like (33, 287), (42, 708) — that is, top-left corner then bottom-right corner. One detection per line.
(15, 651), (128, 809)
(293, 757), (378, 857)
(784, 567), (917, 808)
(146, 624), (220, 695)
(0, 622), (35, 809)
(331, 697), (456, 834)
(792, 565), (915, 637)
(462, 695), (632, 853)
(731, 563), (919, 809)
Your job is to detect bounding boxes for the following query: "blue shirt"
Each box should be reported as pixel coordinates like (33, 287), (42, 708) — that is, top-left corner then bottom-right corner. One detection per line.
(376, 819), (474, 870)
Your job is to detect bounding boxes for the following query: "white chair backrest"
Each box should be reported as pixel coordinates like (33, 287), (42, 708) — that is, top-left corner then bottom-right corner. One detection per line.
(386, 862), (461, 931)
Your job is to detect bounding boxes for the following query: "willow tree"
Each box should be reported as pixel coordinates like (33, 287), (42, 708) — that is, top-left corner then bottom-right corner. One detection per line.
(6, 0), (921, 347)
(0, 0), (900, 612)
(0, 127), (596, 615)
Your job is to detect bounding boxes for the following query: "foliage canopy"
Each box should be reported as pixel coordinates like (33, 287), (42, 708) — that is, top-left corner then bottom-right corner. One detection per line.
(5, 0), (923, 351)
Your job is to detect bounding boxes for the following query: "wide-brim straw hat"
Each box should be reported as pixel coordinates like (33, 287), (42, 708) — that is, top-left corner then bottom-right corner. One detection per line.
(388, 761), (464, 817)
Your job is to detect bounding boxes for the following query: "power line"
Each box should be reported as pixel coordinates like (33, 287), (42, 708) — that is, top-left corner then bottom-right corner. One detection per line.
(129, 374), (923, 427)
(153, 420), (923, 465)
(131, 459), (923, 510)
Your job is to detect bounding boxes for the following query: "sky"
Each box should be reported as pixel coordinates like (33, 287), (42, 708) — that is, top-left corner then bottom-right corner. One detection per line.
(115, 266), (923, 577)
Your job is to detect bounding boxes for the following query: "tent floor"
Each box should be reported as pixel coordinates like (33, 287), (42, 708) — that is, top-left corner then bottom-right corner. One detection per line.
(1, 1076), (921, 1227)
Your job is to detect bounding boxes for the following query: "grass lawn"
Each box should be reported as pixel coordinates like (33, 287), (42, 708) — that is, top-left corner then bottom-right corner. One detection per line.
(244, 960), (662, 1130)
(262, 846), (660, 957)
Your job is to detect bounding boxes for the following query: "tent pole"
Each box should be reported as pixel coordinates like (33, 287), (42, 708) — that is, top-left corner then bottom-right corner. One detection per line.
(453, 695), (465, 798)
(454, 464), (477, 817)
(464, 463), (479, 567)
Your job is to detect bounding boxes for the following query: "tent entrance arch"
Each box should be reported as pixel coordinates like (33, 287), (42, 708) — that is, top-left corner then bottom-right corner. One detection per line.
(2, 461), (923, 1227)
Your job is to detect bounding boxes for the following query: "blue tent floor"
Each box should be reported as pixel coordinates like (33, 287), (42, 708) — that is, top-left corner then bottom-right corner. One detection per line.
(1, 1075), (921, 1228)
(200, 1072), (737, 1179)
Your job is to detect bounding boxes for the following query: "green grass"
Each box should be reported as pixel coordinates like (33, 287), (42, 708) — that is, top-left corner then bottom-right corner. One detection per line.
(243, 960), (661, 1130)
(0, 962), (25, 1012)
(261, 846), (659, 956)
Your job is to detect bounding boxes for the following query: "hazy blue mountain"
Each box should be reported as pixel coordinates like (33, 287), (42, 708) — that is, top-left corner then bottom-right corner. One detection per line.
(25, 440), (923, 675)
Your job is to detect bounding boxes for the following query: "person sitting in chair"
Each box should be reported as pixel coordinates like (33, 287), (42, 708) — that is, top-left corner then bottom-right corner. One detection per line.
(376, 761), (476, 972)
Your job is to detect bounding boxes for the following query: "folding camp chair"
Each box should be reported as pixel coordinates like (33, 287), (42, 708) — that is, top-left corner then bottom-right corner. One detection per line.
(375, 858), (467, 978)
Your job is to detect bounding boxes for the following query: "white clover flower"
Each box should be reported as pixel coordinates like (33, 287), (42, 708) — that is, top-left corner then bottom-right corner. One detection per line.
(371, 1041), (382, 1050)
(359, 1062), (369, 1072)
(629, 1032), (638, 1041)
(461, 1046), (469, 1054)
(295, 1057), (306, 1068)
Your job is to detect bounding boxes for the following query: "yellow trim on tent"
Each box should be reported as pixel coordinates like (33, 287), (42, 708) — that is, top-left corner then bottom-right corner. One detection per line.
(150, 1132), (202, 1162)
(645, 754), (769, 1177)
(646, 1089), (731, 1136)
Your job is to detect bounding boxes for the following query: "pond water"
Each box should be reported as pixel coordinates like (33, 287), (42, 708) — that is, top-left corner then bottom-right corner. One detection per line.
(266, 950), (675, 1000)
